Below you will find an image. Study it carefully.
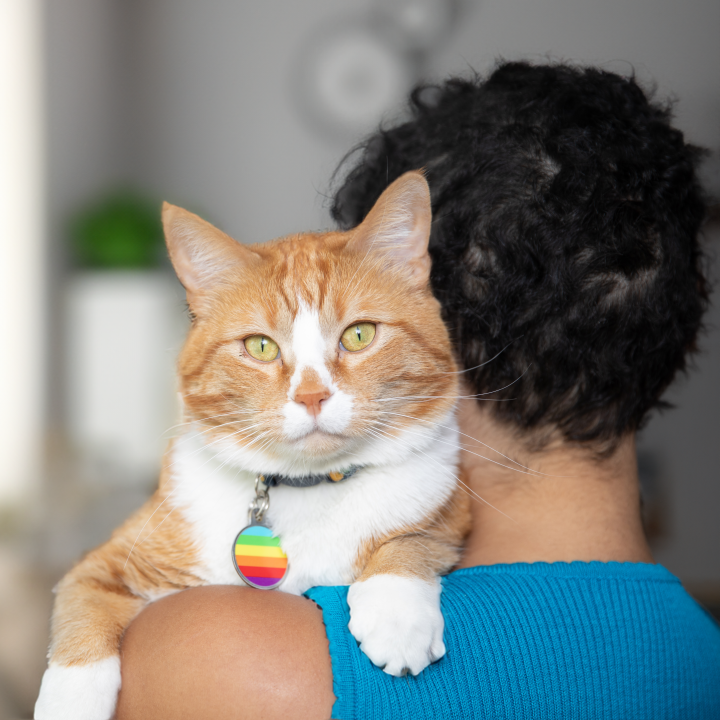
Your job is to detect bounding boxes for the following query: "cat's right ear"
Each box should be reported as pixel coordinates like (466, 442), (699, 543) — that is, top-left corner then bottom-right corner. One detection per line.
(162, 203), (260, 317)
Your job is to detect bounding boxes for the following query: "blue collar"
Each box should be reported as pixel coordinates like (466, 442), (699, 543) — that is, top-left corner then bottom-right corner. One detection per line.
(262, 466), (360, 488)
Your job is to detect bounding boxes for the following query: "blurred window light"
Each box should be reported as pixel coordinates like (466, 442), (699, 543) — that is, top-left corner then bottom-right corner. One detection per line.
(0, 0), (45, 505)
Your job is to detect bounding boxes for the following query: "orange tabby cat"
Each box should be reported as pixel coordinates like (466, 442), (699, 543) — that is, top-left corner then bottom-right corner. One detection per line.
(35, 171), (470, 720)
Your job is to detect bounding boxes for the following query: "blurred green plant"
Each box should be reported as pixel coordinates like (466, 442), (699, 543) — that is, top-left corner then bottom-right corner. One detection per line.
(69, 191), (164, 269)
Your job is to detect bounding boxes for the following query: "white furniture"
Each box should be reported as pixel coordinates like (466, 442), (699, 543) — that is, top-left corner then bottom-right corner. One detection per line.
(65, 271), (187, 485)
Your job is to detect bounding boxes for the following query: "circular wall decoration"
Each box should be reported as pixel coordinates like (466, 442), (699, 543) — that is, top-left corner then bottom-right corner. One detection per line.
(294, 22), (414, 142)
(372, 0), (457, 53)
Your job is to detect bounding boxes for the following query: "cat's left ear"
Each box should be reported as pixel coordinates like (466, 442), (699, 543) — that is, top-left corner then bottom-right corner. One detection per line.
(348, 170), (432, 287)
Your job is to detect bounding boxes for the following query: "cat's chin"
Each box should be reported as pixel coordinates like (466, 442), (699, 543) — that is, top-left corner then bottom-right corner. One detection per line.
(290, 429), (349, 457)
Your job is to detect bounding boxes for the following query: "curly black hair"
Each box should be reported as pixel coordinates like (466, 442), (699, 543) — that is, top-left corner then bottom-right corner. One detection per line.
(331, 61), (710, 450)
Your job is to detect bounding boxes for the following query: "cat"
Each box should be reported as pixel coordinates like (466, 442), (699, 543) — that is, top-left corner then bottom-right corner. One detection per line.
(34, 171), (470, 720)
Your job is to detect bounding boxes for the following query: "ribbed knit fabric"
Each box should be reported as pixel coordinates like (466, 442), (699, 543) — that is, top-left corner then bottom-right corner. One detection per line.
(305, 562), (720, 720)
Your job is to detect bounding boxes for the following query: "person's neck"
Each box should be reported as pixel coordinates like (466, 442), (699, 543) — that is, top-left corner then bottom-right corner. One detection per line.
(455, 398), (654, 568)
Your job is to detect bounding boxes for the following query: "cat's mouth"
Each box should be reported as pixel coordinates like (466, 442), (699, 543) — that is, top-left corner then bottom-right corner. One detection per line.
(280, 390), (354, 445)
(286, 427), (353, 457)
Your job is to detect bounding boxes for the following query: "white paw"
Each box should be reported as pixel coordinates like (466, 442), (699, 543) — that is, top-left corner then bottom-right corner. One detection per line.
(34, 656), (121, 720)
(347, 575), (445, 676)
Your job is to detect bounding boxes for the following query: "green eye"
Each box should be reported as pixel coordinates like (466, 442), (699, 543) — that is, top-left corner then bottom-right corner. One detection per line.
(244, 335), (279, 362)
(341, 322), (376, 352)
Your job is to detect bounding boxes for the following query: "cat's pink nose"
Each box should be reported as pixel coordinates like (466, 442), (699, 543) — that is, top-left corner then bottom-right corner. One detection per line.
(294, 382), (331, 418)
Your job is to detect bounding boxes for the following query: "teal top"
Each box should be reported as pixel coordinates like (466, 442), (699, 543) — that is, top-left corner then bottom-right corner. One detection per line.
(305, 563), (720, 719)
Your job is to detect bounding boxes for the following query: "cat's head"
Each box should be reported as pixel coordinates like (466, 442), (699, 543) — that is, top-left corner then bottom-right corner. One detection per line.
(164, 171), (458, 475)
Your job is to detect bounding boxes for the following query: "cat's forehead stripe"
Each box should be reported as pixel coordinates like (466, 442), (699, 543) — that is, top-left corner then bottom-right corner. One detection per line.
(263, 236), (343, 315)
(292, 306), (326, 364)
(288, 305), (334, 397)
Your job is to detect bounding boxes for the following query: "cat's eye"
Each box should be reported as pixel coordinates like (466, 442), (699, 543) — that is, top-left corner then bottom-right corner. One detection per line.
(340, 323), (376, 352)
(244, 335), (280, 362)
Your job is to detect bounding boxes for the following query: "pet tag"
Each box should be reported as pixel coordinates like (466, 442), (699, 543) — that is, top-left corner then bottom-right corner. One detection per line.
(232, 475), (288, 589)
(232, 524), (288, 590)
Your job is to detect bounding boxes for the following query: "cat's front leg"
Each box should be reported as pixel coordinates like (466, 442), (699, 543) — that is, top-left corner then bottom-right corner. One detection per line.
(348, 532), (461, 676)
(348, 570), (445, 676)
(35, 657), (123, 720)
(35, 484), (202, 720)
(34, 555), (146, 720)
(348, 487), (469, 676)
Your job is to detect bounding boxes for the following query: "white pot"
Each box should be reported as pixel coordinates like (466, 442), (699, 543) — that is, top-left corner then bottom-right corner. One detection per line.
(65, 271), (188, 484)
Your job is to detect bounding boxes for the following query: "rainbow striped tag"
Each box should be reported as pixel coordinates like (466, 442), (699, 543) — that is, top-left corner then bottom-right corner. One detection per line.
(232, 524), (288, 590)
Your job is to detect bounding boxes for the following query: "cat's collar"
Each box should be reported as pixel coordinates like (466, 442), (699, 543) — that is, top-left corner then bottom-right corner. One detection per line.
(261, 466), (360, 488)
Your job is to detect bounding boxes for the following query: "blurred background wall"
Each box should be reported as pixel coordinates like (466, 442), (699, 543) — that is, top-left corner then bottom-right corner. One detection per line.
(0, 0), (718, 716)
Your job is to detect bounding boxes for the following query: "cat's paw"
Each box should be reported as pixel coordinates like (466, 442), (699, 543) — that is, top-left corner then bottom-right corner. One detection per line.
(347, 575), (445, 676)
(34, 656), (121, 720)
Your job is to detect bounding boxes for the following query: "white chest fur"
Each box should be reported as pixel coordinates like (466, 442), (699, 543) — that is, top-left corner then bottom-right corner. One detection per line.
(170, 420), (459, 595)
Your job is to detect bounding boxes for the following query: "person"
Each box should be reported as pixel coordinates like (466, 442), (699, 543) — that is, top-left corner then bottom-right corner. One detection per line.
(115, 62), (720, 720)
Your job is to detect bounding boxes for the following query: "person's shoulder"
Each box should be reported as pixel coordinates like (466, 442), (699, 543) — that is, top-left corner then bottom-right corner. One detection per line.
(117, 585), (335, 720)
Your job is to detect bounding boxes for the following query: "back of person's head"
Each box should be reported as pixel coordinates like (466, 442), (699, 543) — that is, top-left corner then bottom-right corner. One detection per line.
(332, 61), (709, 453)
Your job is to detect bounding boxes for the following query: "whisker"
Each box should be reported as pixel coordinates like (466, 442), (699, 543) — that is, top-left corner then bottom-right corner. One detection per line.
(376, 397), (516, 403)
(365, 426), (513, 521)
(376, 410), (563, 477)
(124, 426), (272, 567)
(160, 411), (261, 441)
(157, 422), (265, 478)
(440, 336), (524, 375)
(373, 417), (543, 478)
(136, 434), (274, 549)
(375, 366), (531, 403)
(365, 427), (490, 514)
(197, 420), (263, 437)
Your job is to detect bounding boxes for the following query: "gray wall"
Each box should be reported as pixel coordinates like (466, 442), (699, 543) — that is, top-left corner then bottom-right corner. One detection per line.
(47, 0), (720, 237)
(125, 0), (359, 242)
(45, 0), (719, 585)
